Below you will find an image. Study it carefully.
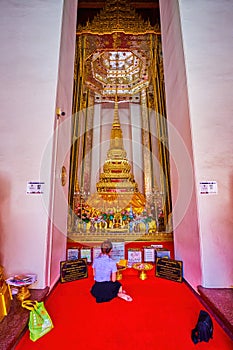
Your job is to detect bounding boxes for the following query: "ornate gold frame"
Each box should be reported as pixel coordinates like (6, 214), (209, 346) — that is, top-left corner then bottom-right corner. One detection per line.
(68, 0), (173, 242)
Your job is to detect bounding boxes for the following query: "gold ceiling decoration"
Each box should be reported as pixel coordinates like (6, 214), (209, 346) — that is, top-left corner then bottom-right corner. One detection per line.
(77, 0), (160, 35)
(77, 0), (160, 100)
(90, 49), (150, 98)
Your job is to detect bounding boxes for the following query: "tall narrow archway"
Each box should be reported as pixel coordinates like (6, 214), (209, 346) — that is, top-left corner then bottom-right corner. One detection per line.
(68, 0), (172, 242)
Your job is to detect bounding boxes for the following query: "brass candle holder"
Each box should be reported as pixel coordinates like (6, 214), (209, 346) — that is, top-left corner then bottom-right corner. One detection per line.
(116, 265), (126, 280)
(116, 260), (128, 280)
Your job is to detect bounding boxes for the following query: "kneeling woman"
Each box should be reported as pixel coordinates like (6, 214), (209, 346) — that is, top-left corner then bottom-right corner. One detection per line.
(91, 240), (132, 303)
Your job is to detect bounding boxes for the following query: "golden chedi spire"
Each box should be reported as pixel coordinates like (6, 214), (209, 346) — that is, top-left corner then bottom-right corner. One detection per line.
(88, 100), (146, 214)
(108, 97), (126, 154)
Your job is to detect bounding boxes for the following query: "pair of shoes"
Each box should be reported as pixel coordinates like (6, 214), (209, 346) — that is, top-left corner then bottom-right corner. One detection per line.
(118, 293), (133, 302)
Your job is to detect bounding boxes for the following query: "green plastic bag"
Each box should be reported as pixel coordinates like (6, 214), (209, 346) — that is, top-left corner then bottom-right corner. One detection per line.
(22, 300), (54, 341)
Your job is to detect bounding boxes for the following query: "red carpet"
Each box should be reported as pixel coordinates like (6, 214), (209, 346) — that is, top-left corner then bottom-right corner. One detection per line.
(15, 265), (233, 350)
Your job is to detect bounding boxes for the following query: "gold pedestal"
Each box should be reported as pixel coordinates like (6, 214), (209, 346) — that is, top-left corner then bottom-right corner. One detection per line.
(133, 263), (153, 280)
(6, 274), (37, 302)
(138, 270), (148, 280)
(17, 285), (31, 301)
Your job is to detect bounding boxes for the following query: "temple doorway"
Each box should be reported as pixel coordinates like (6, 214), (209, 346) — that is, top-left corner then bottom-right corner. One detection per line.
(67, 0), (173, 243)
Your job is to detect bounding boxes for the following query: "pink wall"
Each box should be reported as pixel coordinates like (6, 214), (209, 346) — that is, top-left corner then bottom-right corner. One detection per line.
(160, 0), (202, 289)
(46, 0), (78, 289)
(0, 1), (77, 289)
(160, 0), (233, 288)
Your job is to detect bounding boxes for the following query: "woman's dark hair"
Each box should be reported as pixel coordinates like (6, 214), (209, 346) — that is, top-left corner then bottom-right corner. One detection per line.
(101, 240), (113, 254)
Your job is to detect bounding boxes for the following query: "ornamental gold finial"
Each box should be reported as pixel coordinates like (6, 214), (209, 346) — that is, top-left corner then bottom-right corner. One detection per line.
(110, 95), (124, 151)
(113, 94), (120, 126)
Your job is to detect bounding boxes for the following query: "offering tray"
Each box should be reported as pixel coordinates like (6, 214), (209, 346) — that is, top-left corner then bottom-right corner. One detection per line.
(133, 263), (153, 280)
(6, 274), (37, 301)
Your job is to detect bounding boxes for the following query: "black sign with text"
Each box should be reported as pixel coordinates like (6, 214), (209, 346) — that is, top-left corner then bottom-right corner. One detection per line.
(60, 258), (88, 283)
(156, 258), (183, 283)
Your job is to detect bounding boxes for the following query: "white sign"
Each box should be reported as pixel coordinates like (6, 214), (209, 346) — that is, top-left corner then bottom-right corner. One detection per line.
(111, 241), (125, 262)
(199, 181), (218, 195)
(80, 248), (92, 263)
(67, 248), (79, 261)
(128, 249), (142, 265)
(144, 247), (155, 262)
(27, 181), (45, 194)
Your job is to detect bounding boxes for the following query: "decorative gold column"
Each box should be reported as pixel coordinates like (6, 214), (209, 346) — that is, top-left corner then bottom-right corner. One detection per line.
(82, 92), (94, 191)
(141, 88), (153, 195)
(149, 34), (172, 227)
(68, 35), (87, 230)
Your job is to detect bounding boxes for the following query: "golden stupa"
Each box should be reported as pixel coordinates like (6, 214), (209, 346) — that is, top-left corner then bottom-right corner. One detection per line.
(87, 99), (146, 215)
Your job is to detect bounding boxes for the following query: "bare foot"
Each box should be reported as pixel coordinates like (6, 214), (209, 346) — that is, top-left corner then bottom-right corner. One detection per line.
(118, 292), (133, 302)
